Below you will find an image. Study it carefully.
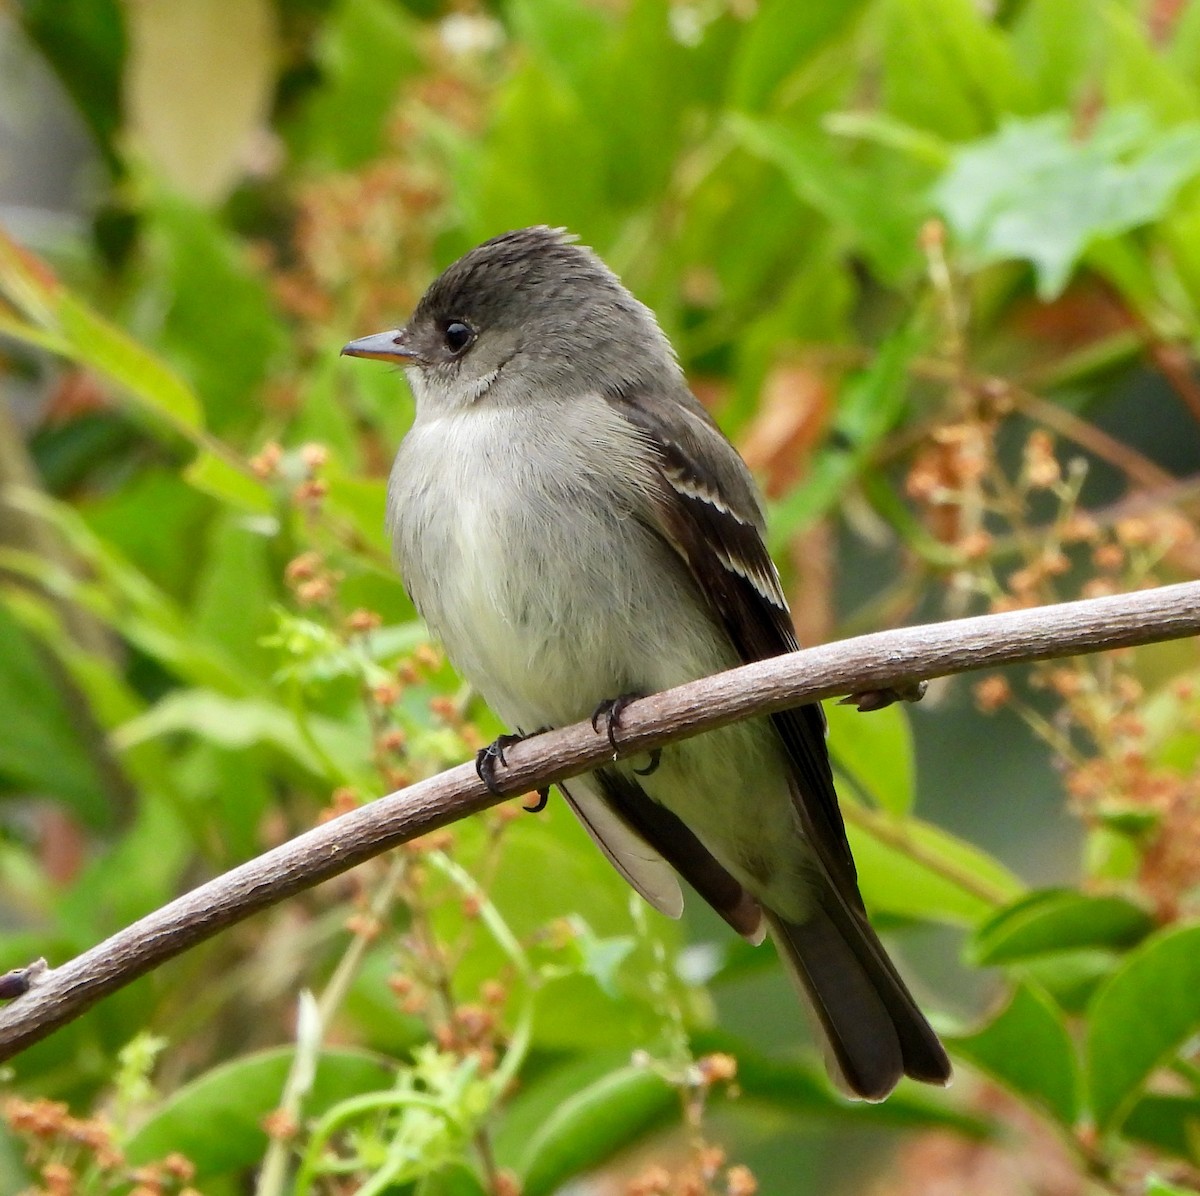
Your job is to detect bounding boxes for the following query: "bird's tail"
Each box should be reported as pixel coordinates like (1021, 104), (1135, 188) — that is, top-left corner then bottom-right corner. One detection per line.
(765, 900), (951, 1101)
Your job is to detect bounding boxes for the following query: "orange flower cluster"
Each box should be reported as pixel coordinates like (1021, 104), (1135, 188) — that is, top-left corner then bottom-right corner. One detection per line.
(4, 1098), (197, 1196)
(925, 415), (1200, 920)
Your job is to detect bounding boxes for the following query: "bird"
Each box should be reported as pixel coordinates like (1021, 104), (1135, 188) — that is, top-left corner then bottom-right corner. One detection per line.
(342, 226), (951, 1100)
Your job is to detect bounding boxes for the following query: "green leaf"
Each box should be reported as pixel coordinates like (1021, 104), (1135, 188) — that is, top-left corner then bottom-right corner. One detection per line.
(142, 190), (286, 430)
(1015, 949), (1123, 1015)
(114, 689), (360, 779)
(1145, 1177), (1200, 1196)
(286, 0), (421, 169)
(880, 0), (1030, 140)
(1104, 4), (1200, 127)
(567, 918), (637, 999)
(0, 227), (204, 437)
(56, 296), (206, 434)
(1010, 0), (1101, 110)
(726, 0), (866, 111)
(970, 889), (1155, 966)
(0, 599), (108, 823)
(848, 808), (1023, 927)
(935, 109), (1200, 298)
(515, 1064), (677, 1196)
(1087, 924), (1200, 1133)
(183, 449), (274, 514)
(826, 700), (915, 816)
(769, 327), (916, 539)
(728, 114), (922, 279)
(416, 1165), (489, 1196)
(1124, 1095), (1200, 1165)
(125, 1047), (396, 1179)
(18, 0), (126, 169)
(948, 982), (1080, 1127)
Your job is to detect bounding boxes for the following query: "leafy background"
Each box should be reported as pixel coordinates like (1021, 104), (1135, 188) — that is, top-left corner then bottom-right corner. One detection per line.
(2, 0), (1200, 1193)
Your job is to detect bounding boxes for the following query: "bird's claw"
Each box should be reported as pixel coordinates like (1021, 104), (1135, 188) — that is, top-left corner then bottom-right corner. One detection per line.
(523, 787), (551, 813)
(839, 680), (928, 713)
(591, 693), (642, 758)
(592, 693), (660, 774)
(474, 732), (527, 795)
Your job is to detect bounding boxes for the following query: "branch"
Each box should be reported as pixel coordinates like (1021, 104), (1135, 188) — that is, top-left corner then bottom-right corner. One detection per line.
(2, 581), (1199, 1060)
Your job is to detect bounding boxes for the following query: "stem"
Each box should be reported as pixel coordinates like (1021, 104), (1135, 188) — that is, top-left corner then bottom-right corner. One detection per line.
(2, 582), (1199, 1059)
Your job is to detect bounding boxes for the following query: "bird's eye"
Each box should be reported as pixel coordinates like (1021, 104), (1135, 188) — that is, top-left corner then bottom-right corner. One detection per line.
(442, 321), (474, 355)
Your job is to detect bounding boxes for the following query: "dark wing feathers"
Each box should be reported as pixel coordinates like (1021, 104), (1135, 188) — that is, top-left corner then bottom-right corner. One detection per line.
(596, 768), (764, 942)
(603, 380), (862, 906)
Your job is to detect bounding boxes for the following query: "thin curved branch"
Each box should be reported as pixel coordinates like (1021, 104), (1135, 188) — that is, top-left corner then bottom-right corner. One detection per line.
(2, 581), (1199, 1061)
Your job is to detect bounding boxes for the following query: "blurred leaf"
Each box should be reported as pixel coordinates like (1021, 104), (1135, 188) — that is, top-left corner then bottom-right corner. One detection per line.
(0, 599), (107, 821)
(141, 191), (287, 430)
(0, 227), (203, 435)
(18, 0), (126, 169)
(183, 449), (274, 515)
(948, 982), (1080, 1127)
(515, 1063), (676, 1196)
(0, 493), (250, 693)
(1125, 1095), (1200, 1165)
(125, 1047), (396, 1179)
(1087, 924), (1200, 1133)
(114, 688), (358, 779)
(726, 0), (866, 111)
(416, 1165), (489, 1196)
(692, 1028), (993, 1135)
(442, 805), (685, 1054)
(1171, 0), (1200, 89)
(54, 794), (194, 935)
(769, 327), (916, 540)
(880, 0), (1031, 140)
(849, 808), (1023, 926)
(970, 889), (1154, 966)
(325, 471), (391, 558)
(824, 110), (950, 167)
(465, 63), (607, 239)
(729, 114), (922, 278)
(826, 700), (915, 816)
(1014, 948), (1122, 1015)
(507, 0), (612, 88)
(83, 467), (211, 599)
(191, 513), (279, 675)
(1144, 1178), (1199, 1196)
(935, 109), (1200, 298)
(595, 0), (692, 206)
(567, 918), (637, 999)
(1009, 0), (1100, 109)
(287, 0), (421, 169)
(1103, 4), (1200, 126)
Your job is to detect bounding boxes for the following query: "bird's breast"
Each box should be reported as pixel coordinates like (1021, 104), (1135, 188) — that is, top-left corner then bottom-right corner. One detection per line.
(387, 401), (722, 729)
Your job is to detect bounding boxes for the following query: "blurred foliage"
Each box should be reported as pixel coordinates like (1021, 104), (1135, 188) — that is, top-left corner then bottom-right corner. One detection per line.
(1, 0), (1200, 1193)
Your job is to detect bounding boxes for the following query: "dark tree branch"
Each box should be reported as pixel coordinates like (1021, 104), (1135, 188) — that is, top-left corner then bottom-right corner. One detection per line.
(2, 581), (1200, 1061)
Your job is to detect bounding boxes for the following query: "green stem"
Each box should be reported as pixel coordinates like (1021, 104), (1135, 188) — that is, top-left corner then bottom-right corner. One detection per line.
(843, 802), (1015, 909)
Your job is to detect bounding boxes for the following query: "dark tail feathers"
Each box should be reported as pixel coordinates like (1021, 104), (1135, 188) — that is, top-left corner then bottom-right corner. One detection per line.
(766, 901), (951, 1101)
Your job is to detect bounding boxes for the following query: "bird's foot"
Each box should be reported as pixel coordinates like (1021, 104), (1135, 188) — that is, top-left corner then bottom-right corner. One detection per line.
(475, 732), (528, 795)
(523, 787), (551, 813)
(839, 680), (928, 713)
(475, 730), (553, 813)
(590, 693), (660, 775)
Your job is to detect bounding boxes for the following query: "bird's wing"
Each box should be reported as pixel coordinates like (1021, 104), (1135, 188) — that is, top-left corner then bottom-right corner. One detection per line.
(557, 775), (685, 919)
(560, 770), (765, 942)
(603, 380), (862, 907)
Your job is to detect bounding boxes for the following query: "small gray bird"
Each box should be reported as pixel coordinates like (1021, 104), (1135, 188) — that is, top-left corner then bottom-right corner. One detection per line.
(342, 226), (950, 1100)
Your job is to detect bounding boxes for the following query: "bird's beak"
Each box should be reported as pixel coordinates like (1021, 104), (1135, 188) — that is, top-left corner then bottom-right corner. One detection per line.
(341, 328), (421, 364)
